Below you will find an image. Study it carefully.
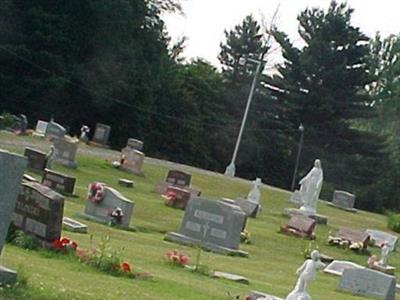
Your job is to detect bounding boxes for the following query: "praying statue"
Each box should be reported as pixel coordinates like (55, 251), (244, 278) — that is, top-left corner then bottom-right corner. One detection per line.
(247, 178), (262, 204)
(299, 159), (323, 215)
(286, 250), (325, 300)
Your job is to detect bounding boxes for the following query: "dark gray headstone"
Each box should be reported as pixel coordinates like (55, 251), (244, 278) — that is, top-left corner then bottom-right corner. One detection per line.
(41, 169), (76, 195)
(0, 150), (27, 284)
(92, 123), (111, 146)
(45, 121), (66, 140)
(80, 185), (134, 228)
(339, 268), (396, 300)
(14, 182), (65, 242)
(24, 147), (47, 173)
(53, 138), (78, 168)
(331, 190), (356, 212)
(165, 198), (248, 256)
(166, 170), (192, 187)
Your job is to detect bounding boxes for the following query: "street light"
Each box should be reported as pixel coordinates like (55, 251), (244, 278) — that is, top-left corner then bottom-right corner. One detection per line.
(290, 123), (305, 191)
(224, 57), (263, 177)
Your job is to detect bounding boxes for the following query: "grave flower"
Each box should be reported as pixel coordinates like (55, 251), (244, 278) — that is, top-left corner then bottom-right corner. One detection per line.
(52, 237), (78, 254)
(87, 182), (105, 204)
(165, 250), (189, 266)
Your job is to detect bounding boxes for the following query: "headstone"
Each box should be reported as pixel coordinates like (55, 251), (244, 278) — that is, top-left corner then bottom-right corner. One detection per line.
(14, 182), (64, 243)
(283, 208), (328, 225)
(127, 138), (143, 151)
(165, 198), (248, 256)
(323, 260), (364, 276)
(328, 190), (357, 212)
(91, 123), (111, 147)
(78, 184), (134, 228)
(163, 186), (191, 210)
(24, 147), (47, 173)
(339, 268), (396, 300)
(247, 291), (283, 300)
(53, 138), (78, 168)
(366, 229), (398, 252)
(211, 271), (249, 284)
(62, 217), (87, 233)
(280, 215), (316, 239)
(120, 148), (145, 175)
(221, 198), (259, 218)
(34, 120), (48, 137)
(41, 169), (76, 195)
(334, 227), (370, 249)
(289, 190), (302, 205)
(0, 150), (27, 286)
(154, 169), (201, 198)
(45, 121), (66, 141)
(118, 178), (134, 188)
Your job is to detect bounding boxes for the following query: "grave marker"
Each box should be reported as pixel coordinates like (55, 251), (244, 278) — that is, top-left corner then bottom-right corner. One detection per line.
(339, 268), (396, 300)
(41, 169), (76, 195)
(90, 123), (111, 147)
(280, 215), (316, 239)
(334, 227), (370, 249)
(14, 182), (64, 243)
(33, 120), (48, 137)
(53, 138), (78, 168)
(120, 147), (145, 175)
(154, 169), (201, 198)
(45, 121), (66, 140)
(163, 186), (191, 210)
(165, 198), (248, 256)
(0, 150), (27, 285)
(24, 147), (47, 173)
(328, 190), (357, 212)
(127, 138), (143, 151)
(323, 260), (364, 276)
(366, 229), (398, 252)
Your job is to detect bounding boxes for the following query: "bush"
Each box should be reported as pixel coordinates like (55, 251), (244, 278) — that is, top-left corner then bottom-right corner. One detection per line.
(387, 213), (400, 233)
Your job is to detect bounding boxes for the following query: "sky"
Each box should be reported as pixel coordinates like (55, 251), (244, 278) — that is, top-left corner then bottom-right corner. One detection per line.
(163, 0), (400, 67)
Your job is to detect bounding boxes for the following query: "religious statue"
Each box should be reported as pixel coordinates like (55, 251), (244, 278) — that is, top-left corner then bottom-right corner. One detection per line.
(299, 159), (323, 215)
(46, 145), (56, 169)
(286, 250), (325, 300)
(247, 178), (262, 204)
(80, 125), (90, 143)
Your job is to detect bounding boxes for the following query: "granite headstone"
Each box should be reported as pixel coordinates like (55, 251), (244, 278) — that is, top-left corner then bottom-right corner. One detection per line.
(41, 169), (76, 195)
(165, 198), (248, 256)
(0, 150), (27, 285)
(34, 120), (48, 137)
(120, 147), (145, 175)
(127, 138), (143, 151)
(280, 215), (316, 239)
(53, 138), (78, 168)
(24, 147), (47, 173)
(45, 121), (66, 141)
(329, 190), (357, 212)
(91, 123), (111, 147)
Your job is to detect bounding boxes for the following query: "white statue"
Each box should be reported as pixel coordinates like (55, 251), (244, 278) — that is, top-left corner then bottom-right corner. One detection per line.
(286, 250), (325, 300)
(247, 178), (262, 204)
(46, 145), (56, 169)
(299, 159), (323, 215)
(378, 242), (390, 266)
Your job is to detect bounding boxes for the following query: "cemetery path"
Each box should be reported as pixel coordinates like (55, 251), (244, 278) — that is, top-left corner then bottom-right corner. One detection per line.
(0, 133), (291, 194)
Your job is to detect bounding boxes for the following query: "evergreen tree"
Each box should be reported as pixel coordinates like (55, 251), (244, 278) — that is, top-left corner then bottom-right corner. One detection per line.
(266, 1), (388, 210)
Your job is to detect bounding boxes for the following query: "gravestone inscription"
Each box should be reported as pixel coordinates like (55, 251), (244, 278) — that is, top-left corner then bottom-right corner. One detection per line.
(165, 198), (248, 256)
(339, 268), (396, 300)
(41, 169), (76, 195)
(14, 182), (64, 242)
(0, 150), (27, 285)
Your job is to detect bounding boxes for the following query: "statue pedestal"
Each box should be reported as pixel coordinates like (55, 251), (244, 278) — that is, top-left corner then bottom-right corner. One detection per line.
(283, 208), (328, 225)
(371, 262), (396, 275)
(0, 266), (17, 286)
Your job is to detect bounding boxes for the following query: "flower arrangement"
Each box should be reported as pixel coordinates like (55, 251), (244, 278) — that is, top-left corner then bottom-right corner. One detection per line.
(240, 230), (251, 244)
(51, 237), (78, 254)
(87, 182), (105, 204)
(165, 250), (189, 267)
(108, 207), (124, 225)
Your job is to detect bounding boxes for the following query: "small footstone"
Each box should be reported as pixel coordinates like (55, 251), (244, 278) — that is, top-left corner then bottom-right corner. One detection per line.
(63, 217), (88, 233)
(118, 178), (134, 188)
(211, 271), (249, 284)
(0, 266), (17, 286)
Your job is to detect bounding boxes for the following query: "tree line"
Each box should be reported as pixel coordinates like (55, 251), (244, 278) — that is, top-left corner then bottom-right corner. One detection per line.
(0, 0), (399, 212)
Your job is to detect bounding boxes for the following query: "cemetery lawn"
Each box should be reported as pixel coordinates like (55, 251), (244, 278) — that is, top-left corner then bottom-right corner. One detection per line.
(0, 132), (398, 300)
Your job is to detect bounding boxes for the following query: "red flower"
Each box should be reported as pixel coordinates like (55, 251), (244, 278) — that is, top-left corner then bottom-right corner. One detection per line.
(121, 262), (131, 273)
(70, 241), (78, 250)
(60, 238), (70, 245)
(52, 239), (64, 250)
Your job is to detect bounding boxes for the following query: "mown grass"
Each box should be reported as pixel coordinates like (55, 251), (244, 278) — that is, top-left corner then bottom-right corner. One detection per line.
(0, 132), (397, 299)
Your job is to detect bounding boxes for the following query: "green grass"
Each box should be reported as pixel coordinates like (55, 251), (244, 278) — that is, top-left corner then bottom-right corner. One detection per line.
(0, 132), (398, 299)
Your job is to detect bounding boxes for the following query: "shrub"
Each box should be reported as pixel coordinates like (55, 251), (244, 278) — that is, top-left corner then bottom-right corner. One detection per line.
(388, 213), (400, 233)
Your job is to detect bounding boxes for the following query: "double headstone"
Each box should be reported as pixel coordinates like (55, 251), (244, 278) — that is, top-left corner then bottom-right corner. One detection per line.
(154, 170), (201, 198)
(45, 121), (66, 141)
(339, 268), (396, 300)
(14, 182), (65, 243)
(41, 169), (76, 195)
(0, 150), (27, 285)
(91, 123), (111, 148)
(165, 198), (248, 256)
(53, 138), (78, 168)
(24, 147), (47, 174)
(328, 190), (357, 212)
(78, 184), (134, 228)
